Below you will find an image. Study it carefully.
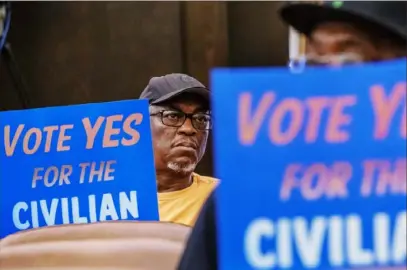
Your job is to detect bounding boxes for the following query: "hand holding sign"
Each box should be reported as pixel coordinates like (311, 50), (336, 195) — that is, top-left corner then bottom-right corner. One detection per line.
(0, 100), (159, 238)
(211, 59), (406, 270)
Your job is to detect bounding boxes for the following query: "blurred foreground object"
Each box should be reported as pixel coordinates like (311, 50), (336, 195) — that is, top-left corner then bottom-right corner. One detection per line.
(0, 1), (10, 50)
(0, 221), (191, 269)
(0, 4), (5, 36)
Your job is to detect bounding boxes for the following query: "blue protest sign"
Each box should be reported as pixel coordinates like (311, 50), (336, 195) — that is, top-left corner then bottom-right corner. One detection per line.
(211, 59), (406, 270)
(0, 99), (159, 238)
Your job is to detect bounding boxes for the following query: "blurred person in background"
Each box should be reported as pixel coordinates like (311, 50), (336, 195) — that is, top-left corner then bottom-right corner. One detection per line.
(178, 1), (406, 269)
(284, 0), (406, 67)
(140, 73), (218, 227)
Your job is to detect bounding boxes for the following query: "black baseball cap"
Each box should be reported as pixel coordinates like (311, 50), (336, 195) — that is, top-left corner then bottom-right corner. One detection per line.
(140, 73), (210, 105)
(280, 1), (406, 42)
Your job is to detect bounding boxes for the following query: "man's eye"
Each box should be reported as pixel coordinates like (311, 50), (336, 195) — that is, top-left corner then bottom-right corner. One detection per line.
(194, 115), (210, 123)
(164, 112), (181, 119)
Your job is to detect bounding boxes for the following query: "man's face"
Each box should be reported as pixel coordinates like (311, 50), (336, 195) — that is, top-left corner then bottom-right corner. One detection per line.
(306, 21), (403, 66)
(149, 93), (210, 175)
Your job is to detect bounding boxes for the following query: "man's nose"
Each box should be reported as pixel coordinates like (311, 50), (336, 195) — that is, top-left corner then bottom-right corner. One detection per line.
(177, 118), (197, 136)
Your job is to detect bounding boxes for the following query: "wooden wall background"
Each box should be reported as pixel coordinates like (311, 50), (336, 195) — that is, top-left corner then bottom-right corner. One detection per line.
(0, 1), (289, 175)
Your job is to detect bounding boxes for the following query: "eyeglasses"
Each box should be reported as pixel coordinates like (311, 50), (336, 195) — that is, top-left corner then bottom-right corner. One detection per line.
(289, 52), (364, 73)
(150, 110), (212, 130)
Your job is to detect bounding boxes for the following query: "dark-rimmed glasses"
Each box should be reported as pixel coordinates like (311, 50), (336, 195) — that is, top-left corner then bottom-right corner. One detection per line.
(150, 110), (212, 130)
(289, 52), (364, 72)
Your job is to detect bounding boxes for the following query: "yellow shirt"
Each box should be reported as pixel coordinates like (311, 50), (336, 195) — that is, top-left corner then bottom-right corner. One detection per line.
(158, 173), (218, 227)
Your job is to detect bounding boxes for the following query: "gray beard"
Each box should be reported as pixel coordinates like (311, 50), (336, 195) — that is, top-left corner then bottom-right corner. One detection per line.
(167, 161), (196, 174)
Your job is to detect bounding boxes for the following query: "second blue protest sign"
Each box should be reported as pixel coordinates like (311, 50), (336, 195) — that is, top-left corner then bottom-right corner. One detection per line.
(0, 99), (159, 238)
(211, 59), (406, 270)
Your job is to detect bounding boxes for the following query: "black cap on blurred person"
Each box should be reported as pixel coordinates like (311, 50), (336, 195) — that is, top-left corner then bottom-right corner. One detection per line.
(280, 1), (406, 42)
(140, 73), (210, 105)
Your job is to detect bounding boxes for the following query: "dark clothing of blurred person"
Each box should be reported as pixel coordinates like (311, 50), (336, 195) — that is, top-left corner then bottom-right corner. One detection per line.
(177, 2), (406, 270)
(177, 191), (217, 270)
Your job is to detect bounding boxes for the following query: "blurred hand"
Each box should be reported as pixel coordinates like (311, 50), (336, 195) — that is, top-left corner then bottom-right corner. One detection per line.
(0, 221), (191, 270)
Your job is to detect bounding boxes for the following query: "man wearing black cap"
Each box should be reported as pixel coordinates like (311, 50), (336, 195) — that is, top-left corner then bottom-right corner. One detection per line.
(282, 1), (406, 66)
(140, 73), (218, 227)
(178, 1), (406, 269)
